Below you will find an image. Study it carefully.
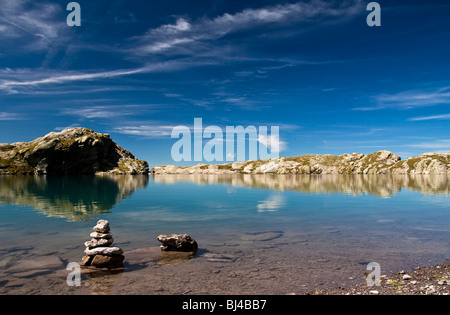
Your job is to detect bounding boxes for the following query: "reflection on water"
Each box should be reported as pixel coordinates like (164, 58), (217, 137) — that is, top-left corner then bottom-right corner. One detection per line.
(0, 175), (149, 221)
(0, 174), (447, 222)
(257, 195), (285, 212)
(153, 174), (450, 197)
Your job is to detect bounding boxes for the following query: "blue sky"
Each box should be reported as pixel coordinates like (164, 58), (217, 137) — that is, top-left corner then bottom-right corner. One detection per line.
(1, 0), (449, 167)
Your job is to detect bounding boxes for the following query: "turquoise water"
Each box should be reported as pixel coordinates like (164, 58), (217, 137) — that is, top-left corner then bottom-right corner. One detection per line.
(0, 174), (449, 294)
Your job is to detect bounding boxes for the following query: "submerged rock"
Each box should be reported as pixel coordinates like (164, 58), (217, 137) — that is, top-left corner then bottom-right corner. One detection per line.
(157, 251), (197, 265)
(6, 256), (64, 275)
(240, 231), (283, 242)
(203, 253), (237, 263)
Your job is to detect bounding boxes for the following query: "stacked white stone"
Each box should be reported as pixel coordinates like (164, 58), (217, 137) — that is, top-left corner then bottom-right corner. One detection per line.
(81, 220), (124, 268)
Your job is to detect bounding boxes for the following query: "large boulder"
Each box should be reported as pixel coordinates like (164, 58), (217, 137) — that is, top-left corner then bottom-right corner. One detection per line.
(157, 234), (198, 252)
(0, 128), (149, 175)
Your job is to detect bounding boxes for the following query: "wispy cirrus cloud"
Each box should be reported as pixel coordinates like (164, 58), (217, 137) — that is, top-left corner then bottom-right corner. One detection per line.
(0, 68), (144, 93)
(354, 86), (450, 111)
(0, 112), (22, 120)
(132, 0), (364, 57)
(0, 0), (68, 51)
(113, 125), (177, 139)
(163, 90), (269, 110)
(0, 1), (364, 98)
(408, 113), (450, 121)
(60, 105), (156, 120)
(407, 139), (450, 151)
(0, 59), (216, 94)
(0, 65), (150, 94)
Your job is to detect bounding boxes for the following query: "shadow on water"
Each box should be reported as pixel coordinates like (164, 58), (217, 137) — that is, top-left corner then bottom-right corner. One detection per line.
(0, 175), (149, 221)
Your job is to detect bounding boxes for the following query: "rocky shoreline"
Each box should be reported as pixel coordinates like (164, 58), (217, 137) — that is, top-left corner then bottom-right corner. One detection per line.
(307, 260), (450, 295)
(152, 150), (450, 175)
(1, 236), (449, 295)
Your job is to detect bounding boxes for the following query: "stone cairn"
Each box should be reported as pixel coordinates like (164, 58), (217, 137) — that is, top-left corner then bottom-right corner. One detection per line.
(80, 219), (125, 268)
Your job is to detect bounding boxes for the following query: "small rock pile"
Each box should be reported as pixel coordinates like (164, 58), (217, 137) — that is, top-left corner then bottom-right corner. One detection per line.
(80, 219), (125, 268)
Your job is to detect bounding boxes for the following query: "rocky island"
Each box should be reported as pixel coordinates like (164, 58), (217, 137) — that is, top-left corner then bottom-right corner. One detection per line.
(0, 128), (149, 175)
(151, 150), (450, 175)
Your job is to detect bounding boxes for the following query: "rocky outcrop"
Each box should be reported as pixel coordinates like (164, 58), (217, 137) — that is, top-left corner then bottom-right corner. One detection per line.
(151, 150), (450, 175)
(0, 128), (149, 175)
(390, 153), (450, 175)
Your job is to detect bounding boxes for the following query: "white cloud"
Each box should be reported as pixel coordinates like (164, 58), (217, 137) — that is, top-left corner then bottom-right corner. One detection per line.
(0, 60), (215, 94)
(0, 0), (67, 50)
(60, 105), (148, 119)
(141, 38), (196, 53)
(355, 86), (450, 111)
(379, 88), (450, 108)
(257, 134), (286, 153)
(408, 113), (450, 121)
(0, 112), (22, 120)
(133, 0), (364, 56)
(407, 139), (450, 150)
(0, 68), (145, 92)
(0, 1), (363, 99)
(113, 125), (177, 138)
(54, 124), (81, 132)
(164, 93), (183, 98)
(161, 18), (191, 33)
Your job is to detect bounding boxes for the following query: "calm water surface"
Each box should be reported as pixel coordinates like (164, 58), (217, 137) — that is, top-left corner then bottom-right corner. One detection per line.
(0, 174), (449, 294)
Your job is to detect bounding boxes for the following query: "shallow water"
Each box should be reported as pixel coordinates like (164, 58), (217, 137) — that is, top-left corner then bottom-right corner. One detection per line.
(0, 174), (449, 294)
